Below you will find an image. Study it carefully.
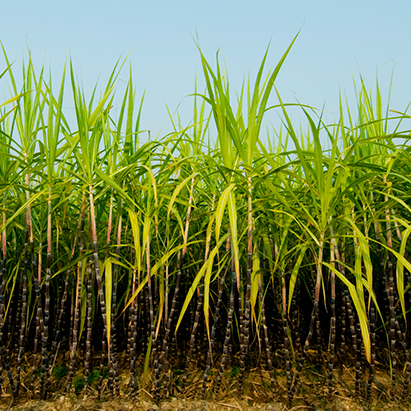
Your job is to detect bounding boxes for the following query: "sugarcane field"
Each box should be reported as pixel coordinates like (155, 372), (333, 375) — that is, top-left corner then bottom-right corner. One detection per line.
(0, 35), (411, 411)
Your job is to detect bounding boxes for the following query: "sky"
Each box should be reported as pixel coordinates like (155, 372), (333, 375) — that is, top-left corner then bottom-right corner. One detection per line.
(1, 1), (411, 141)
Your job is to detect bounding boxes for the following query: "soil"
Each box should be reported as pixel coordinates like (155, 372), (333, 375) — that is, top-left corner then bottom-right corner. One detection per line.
(1, 394), (410, 411)
(1, 365), (411, 411)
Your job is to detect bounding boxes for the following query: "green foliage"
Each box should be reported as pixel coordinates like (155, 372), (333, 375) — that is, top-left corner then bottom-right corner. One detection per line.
(229, 366), (240, 378)
(74, 377), (85, 393)
(88, 370), (100, 383)
(52, 365), (68, 379)
(0, 36), (410, 401)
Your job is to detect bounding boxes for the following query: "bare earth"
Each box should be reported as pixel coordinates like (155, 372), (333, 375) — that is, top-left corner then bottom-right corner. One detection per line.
(1, 362), (411, 410)
(1, 395), (410, 411)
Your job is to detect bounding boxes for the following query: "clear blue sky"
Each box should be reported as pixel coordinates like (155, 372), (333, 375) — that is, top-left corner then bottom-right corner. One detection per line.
(1, 1), (411, 140)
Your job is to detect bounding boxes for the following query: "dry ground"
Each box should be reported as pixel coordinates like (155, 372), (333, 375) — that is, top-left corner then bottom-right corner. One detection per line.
(1, 365), (410, 411)
(1, 395), (410, 411)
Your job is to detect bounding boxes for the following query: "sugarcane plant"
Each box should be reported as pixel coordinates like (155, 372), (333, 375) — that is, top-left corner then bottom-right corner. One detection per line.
(0, 37), (410, 408)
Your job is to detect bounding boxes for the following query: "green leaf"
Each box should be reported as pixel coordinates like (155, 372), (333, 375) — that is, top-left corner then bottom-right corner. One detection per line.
(324, 262), (371, 363)
(288, 245), (307, 313)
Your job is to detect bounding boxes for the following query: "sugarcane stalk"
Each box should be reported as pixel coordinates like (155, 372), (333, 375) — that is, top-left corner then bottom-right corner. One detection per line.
(182, 206), (214, 390)
(289, 230), (325, 405)
(157, 178), (195, 395)
(202, 267), (227, 397)
(106, 192), (115, 395)
(50, 230), (79, 368)
(355, 321), (363, 396)
(14, 170), (33, 397)
(291, 290), (301, 356)
(41, 187), (52, 399)
(259, 269), (275, 391)
(216, 262), (236, 394)
(341, 286), (347, 352)
(315, 303), (323, 362)
(367, 304), (376, 400)
(156, 253), (182, 397)
(282, 275), (292, 405)
(83, 252), (93, 395)
(89, 186), (108, 399)
(202, 235), (230, 397)
(0, 196), (13, 394)
(333, 233), (359, 392)
(111, 198), (122, 397)
(66, 195), (86, 392)
(146, 235), (158, 399)
(328, 225), (337, 394)
(391, 211), (411, 397)
(385, 181), (397, 388)
(238, 178), (253, 395)
(14, 224), (29, 397)
(129, 269), (138, 398)
(29, 243), (42, 393)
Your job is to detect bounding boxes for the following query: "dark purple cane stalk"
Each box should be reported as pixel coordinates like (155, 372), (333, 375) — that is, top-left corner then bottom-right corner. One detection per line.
(0, 203), (13, 394)
(216, 262), (237, 394)
(288, 301), (318, 406)
(15, 170), (36, 397)
(346, 291), (360, 394)
(12, 166), (28, 396)
(315, 304), (323, 362)
(30, 238), (44, 370)
(83, 253), (93, 395)
(367, 304), (376, 400)
(391, 212), (411, 398)
(332, 234), (360, 392)
(67, 195), (86, 392)
(50, 231), (79, 368)
(335, 242), (358, 394)
(387, 255), (397, 386)
(66, 264), (83, 392)
(128, 267), (139, 398)
(259, 271), (275, 391)
(41, 188), (53, 399)
(291, 291), (301, 356)
(14, 230), (29, 397)
(238, 176), (253, 395)
(156, 253), (182, 397)
(30, 244), (42, 393)
(156, 181), (195, 396)
(328, 281), (336, 394)
(110, 199), (123, 397)
(84, 225), (95, 395)
(202, 235), (230, 397)
(238, 251), (252, 395)
(202, 268), (227, 397)
(289, 232), (325, 406)
(14, 196), (34, 398)
(105, 194), (115, 395)
(386, 213), (411, 397)
(143, 288), (150, 355)
(0, 244), (6, 390)
(391, 216), (410, 376)
(282, 275), (292, 406)
(182, 215), (214, 391)
(88, 187), (108, 400)
(373, 194), (401, 393)
(384, 180), (398, 389)
(328, 227), (337, 394)
(341, 288), (347, 353)
(355, 322), (363, 396)
(146, 235), (158, 399)
(237, 283), (244, 372)
(403, 349), (411, 398)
